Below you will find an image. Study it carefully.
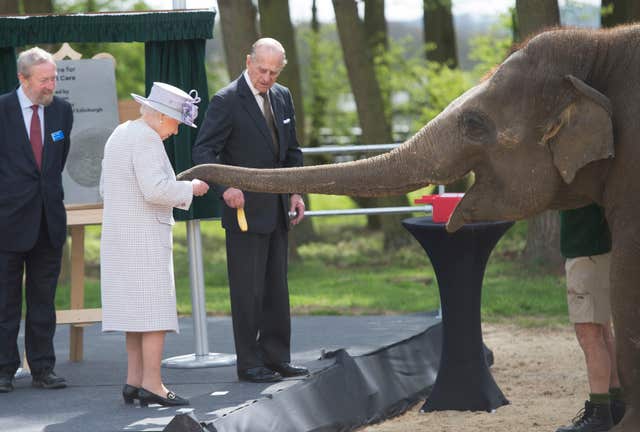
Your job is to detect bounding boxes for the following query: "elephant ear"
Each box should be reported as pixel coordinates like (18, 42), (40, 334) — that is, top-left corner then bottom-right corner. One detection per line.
(543, 75), (615, 184)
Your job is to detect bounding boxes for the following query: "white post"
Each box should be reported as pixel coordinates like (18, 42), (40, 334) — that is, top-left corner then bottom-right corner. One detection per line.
(162, 0), (235, 368)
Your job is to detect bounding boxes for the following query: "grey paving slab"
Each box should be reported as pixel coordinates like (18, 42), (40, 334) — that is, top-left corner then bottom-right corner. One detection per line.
(0, 313), (437, 432)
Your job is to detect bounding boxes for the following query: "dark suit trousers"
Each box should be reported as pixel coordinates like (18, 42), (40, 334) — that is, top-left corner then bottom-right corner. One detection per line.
(225, 213), (291, 372)
(0, 210), (62, 377)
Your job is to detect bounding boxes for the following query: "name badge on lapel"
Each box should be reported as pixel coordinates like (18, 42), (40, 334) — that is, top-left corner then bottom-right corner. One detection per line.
(51, 130), (65, 142)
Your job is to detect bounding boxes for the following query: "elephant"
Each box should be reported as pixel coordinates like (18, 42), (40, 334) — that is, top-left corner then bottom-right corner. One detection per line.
(179, 25), (640, 430)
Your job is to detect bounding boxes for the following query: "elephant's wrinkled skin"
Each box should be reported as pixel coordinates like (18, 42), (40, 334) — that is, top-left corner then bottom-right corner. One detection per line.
(180, 26), (639, 429)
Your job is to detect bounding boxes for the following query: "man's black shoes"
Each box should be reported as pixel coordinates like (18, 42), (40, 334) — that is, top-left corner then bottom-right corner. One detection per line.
(238, 366), (282, 383)
(266, 362), (309, 378)
(0, 375), (13, 393)
(32, 370), (67, 389)
(556, 400), (613, 432)
(610, 398), (626, 425)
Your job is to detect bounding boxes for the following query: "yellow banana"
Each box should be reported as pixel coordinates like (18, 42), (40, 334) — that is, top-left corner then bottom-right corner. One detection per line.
(237, 207), (248, 232)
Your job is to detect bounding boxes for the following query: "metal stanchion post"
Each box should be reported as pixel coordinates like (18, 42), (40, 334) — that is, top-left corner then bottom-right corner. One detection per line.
(162, 220), (235, 368)
(436, 184), (445, 320)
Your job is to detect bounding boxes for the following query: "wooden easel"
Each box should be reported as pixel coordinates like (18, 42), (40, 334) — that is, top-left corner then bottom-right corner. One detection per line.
(63, 204), (103, 362)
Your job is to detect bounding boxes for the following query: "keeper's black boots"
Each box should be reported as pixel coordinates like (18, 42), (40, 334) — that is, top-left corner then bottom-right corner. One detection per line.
(555, 400), (613, 432)
(610, 398), (626, 426)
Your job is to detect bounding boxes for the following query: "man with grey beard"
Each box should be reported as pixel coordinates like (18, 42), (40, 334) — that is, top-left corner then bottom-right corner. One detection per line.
(0, 47), (73, 392)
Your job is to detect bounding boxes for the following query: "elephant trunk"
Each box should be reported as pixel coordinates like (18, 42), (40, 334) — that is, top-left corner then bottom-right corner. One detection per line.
(179, 126), (456, 197)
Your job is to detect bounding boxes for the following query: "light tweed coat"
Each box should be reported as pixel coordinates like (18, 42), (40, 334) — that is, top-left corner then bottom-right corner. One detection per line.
(99, 119), (192, 332)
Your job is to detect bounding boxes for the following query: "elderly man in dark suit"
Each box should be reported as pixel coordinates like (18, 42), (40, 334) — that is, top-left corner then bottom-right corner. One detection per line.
(193, 38), (308, 383)
(0, 47), (73, 392)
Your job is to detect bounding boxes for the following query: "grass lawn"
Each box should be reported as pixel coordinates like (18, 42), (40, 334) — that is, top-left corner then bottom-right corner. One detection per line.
(54, 194), (570, 327)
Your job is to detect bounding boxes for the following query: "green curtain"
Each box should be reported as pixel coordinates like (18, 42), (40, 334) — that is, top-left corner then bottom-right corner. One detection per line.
(0, 47), (17, 93)
(0, 11), (214, 46)
(145, 39), (219, 221)
(0, 10), (219, 219)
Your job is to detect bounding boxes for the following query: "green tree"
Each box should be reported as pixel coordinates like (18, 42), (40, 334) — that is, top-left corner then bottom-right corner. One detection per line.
(298, 24), (356, 142)
(378, 39), (472, 130)
(468, 13), (514, 77)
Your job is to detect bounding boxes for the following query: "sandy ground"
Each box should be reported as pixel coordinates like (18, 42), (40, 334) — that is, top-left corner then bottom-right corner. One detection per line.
(361, 323), (589, 432)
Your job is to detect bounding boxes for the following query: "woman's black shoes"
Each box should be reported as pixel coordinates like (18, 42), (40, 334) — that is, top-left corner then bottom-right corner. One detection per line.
(122, 384), (140, 405)
(138, 387), (189, 407)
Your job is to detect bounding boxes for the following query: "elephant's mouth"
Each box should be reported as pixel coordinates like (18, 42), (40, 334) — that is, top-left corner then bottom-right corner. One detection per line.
(446, 170), (529, 231)
(445, 172), (482, 232)
(446, 195), (472, 232)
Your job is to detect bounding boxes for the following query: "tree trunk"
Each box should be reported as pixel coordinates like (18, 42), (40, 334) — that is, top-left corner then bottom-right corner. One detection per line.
(307, 0), (329, 160)
(23, 0), (53, 13)
(363, 0), (390, 135)
(258, 0), (305, 147)
(423, 0), (458, 67)
(364, 0), (388, 53)
(333, 0), (390, 160)
(516, 0), (563, 270)
(306, 0), (333, 261)
(259, 0), (316, 254)
(602, 0), (640, 27)
(359, 0), (393, 230)
(523, 210), (563, 270)
(515, 0), (560, 42)
(0, 0), (19, 14)
(333, 0), (411, 250)
(217, 0), (259, 79)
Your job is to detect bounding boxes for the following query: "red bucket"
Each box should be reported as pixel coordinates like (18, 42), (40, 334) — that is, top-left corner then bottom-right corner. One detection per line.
(414, 193), (464, 223)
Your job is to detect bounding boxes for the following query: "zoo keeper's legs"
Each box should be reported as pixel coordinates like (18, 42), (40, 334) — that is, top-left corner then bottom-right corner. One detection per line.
(557, 254), (623, 432)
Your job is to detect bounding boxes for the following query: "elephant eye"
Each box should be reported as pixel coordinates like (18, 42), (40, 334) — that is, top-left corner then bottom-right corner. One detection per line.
(462, 111), (492, 142)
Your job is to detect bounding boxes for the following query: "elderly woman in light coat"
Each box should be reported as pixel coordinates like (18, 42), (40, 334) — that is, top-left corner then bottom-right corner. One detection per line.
(99, 82), (209, 407)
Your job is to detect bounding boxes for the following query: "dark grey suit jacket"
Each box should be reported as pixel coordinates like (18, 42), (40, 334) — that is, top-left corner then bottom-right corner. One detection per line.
(192, 74), (303, 233)
(0, 90), (73, 252)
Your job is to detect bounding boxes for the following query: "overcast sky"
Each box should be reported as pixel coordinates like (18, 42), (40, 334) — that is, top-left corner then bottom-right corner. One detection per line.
(147, 1), (601, 22)
(148, 0), (510, 22)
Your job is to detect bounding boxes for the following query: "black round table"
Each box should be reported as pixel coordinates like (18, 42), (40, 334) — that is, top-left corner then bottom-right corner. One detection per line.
(402, 217), (513, 412)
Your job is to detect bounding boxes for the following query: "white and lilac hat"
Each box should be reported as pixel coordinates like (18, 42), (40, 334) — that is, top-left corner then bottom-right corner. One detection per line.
(131, 82), (201, 128)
